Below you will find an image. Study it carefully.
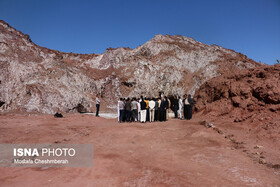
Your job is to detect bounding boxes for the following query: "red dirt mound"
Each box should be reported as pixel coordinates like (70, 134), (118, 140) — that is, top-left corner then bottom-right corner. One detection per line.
(194, 64), (280, 167)
(194, 64), (280, 123)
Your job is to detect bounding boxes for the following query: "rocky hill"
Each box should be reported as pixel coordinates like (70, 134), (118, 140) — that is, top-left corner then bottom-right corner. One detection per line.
(194, 64), (280, 122)
(0, 20), (259, 114)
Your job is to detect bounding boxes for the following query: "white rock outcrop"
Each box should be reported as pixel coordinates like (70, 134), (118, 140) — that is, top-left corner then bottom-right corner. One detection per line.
(0, 21), (259, 113)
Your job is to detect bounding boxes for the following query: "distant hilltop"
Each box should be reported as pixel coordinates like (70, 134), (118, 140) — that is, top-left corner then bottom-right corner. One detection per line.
(0, 20), (259, 113)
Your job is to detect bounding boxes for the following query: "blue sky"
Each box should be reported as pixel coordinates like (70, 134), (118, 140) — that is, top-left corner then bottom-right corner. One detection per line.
(0, 0), (279, 65)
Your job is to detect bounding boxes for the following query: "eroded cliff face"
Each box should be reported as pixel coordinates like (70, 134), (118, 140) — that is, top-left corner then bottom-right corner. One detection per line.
(0, 20), (259, 113)
(194, 64), (280, 122)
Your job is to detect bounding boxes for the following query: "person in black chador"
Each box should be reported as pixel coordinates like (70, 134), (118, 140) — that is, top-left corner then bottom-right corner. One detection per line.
(159, 97), (167, 121)
(184, 94), (194, 120)
(154, 98), (160, 121)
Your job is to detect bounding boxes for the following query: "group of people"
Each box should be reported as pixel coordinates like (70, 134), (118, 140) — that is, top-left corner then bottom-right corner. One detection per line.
(117, 94), (194, 123)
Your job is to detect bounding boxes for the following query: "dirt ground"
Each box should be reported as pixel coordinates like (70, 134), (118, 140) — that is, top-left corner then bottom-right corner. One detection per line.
(0, 113), (279, 187)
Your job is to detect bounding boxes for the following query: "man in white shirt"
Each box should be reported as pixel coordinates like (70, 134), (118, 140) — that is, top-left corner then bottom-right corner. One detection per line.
(117, 98), (122, 122)
(137, 98), (141, 122)
(178, 96), (183, 119)
(119, 98), (125, 122)
(149, 98), (156, 122)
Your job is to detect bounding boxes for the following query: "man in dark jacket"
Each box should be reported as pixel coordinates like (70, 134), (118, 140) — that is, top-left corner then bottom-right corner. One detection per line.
(173, 95), (179, 118)
(140, 96), (147, 123)
(122, 98), (126, 122)
(125, 98), (132, 122)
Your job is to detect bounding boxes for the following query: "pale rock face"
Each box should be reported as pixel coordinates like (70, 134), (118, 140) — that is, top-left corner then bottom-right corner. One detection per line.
(0, 21), (259, 113)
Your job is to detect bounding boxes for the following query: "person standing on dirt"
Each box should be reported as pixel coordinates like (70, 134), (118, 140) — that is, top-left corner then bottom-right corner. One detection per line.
(185, 94), (194, 120)
(125, 98), (132, 122)
(131, 98), (138, 122)
(154, 98), (160, 121)
(122, 98), (126, 122)
(96, 94), (100, 117)
(144, 98), (149, 122)
(160, 97), (167, 121)
(166, 96), (170, 121)
(178, 96), (183, 120)
(120, 98), (126, 122)
(173, 95), (179, 118)
(137, 98), (141, 121)
(157, 97), (161, 120)
(187, 94), (194, 120)
(140, 96), (147, 123)
(183, 94), (187, 119)
(149, 98), (156, 122)
(117, 98), (121, 122)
